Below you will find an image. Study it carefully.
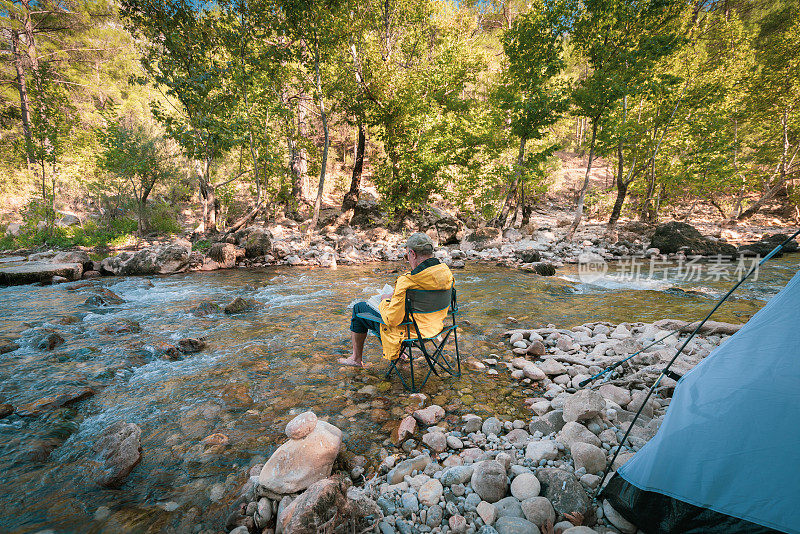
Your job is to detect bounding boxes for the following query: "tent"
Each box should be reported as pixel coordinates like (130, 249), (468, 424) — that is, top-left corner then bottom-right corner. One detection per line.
(602, 270), (800, 534)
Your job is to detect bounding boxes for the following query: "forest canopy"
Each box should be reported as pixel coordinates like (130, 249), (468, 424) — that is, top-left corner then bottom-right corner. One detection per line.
(1, 0), (798, 244)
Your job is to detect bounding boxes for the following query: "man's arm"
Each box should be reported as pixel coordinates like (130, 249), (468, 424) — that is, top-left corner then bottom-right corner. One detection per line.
(380, 275), (409, 327)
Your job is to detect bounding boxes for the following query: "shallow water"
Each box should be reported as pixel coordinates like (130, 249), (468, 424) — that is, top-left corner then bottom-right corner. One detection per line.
(0, 254), (798, 533)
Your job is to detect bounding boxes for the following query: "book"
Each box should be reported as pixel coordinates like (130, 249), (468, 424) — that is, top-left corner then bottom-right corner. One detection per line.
(366, 284), (394, 314)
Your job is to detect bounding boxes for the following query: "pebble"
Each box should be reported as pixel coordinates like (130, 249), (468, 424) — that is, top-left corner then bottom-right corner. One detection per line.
(427, 504), (444, 527)
(419, 479), (444, 506)
(400, 492), (419, 515)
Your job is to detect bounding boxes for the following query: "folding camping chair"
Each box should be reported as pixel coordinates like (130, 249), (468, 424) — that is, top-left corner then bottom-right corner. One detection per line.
(357, 286), (461, 392)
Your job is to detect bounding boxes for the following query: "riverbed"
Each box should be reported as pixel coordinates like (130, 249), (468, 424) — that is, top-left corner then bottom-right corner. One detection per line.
(0, 255), (797, 533)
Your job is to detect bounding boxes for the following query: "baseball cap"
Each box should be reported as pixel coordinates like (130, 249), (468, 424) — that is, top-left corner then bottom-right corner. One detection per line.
(406, 232), (434, 255)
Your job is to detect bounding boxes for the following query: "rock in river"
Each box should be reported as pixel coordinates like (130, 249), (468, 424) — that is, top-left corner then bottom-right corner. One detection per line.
(0, 261), (83, 286)
(258, 418), (342, 496)
(224, 297), (259, 314)
(90, 421), (142, 487)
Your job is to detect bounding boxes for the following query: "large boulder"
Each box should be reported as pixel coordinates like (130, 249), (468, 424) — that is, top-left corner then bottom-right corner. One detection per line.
(243, 229), (273, 258)
(738, 233), (799, 257)
(435, 217), (463, 245)
(258, 419), (342, 496)
(207, 242), (244, 269)
(649, 222), (736, 256)
(90, 421), (142, 487)
(535, 468), (589, 517)
(465, 227), (503, 251)
(100, 241), (191, 275)
(0, 261), (83, 286)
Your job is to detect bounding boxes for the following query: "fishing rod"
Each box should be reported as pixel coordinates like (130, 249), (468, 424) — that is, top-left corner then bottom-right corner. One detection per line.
(596, 228), (800, 498)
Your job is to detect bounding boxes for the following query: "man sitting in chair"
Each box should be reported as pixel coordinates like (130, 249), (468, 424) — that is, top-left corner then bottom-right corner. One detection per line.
(339, 233), (454, 368)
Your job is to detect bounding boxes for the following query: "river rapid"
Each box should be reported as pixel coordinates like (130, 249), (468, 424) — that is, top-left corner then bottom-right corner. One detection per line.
(1, 254), (798, 533)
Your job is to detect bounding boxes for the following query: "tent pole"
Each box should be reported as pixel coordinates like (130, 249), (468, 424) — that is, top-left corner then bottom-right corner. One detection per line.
(597, 228), (800, 497)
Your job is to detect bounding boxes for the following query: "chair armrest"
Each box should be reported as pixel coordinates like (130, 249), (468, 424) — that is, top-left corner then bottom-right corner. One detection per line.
(356, 312), (386, 325)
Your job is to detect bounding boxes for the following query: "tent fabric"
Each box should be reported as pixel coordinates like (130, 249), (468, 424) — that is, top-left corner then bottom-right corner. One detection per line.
(607, 269), (800, 534)
(602, 474), (782, 534)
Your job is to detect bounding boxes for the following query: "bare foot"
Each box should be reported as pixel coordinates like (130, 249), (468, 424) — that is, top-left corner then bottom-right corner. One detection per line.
(338, 357), (365, 368)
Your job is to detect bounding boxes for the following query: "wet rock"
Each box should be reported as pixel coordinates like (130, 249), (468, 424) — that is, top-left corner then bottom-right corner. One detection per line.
(529, 410), (565, 436)
(494, 516), (541, 534)
(190, 301), (222, 316)
(84, 288), (125, 307)
(562, 389), (605, 423)
(51, 275), (68, 284)
(0, 261), (83, 286)
(0, 403), (12, 418)
(100, 241), (191, 275)
(0, 341), (20, 354)
(16, 386), (94, 416)
(535, 468), (589, 517)
(510, 472), (540, 500)
(35, 330), (64, 351)
(177, 338), (206, 353)
(153, 341), (181, 360)
(100, 319), (141, 335)
(387, 454), (431, 484)
(224, 297), (259, 314)
(471, 460), (508, 503)
(91, 421), (142, 487)
(650, 221), (736, 256)
(521, 496), (555, 527)
(221, 383), (253, 408)
(413, 404), (445, 425)
(396, 416), (417, 443)
(570, 442), (606, 474)
(259, 420), (342, 496)
(529, 263), (556, 276)
(285, 411), (318, 440)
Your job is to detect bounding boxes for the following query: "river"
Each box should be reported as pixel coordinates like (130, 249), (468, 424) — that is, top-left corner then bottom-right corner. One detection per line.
(1, 254), (797, 533)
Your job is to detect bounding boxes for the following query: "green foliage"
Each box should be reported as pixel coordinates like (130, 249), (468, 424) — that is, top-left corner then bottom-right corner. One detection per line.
(0, 217), (138, 251)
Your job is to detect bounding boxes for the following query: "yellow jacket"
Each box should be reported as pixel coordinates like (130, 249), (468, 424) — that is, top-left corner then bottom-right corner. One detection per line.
(378, 258), (454, 360)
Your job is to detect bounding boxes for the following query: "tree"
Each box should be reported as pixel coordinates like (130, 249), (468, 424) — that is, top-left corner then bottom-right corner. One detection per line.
(96, 112), (177, 231)
(737, 2), (800, 220)
(121, 0), (239, 233)
(568, 0), (684, 238)
(494, 0), (570, 228)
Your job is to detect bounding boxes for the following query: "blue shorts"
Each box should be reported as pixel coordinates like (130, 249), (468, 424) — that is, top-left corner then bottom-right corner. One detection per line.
(350, 301), (382, 336)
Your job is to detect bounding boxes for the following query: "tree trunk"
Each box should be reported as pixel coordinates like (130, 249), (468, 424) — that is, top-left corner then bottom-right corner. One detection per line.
(310, 42), (328, 230)
(289, 97), (309, 208)
(10, 30), (33, 167)
(739, 109), (795, 220)
(198, 159), (217, 233)
(498, 135), (527, 227)
(342, 123), (365, 211)
(568, 119), (598, 239)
